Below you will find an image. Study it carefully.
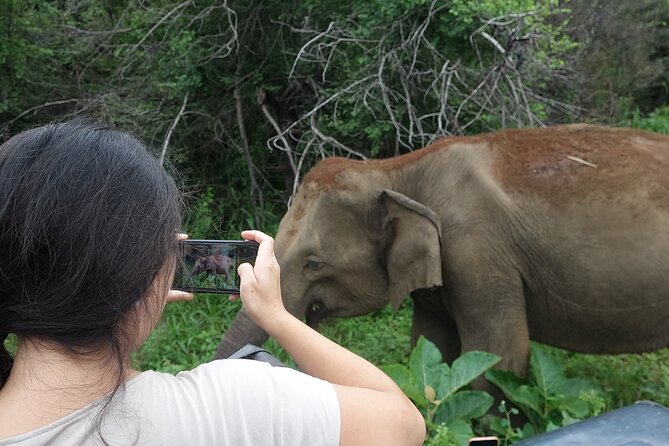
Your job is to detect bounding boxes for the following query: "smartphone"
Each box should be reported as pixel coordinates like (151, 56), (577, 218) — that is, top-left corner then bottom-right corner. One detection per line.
(172, 240), (259, 294)
(468, 437), (499, 446)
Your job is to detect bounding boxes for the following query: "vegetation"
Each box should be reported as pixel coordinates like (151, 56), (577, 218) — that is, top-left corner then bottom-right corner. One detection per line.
(2, 0), (669, 443)
(382, 337), (500, 445)
(486, 344), (607, 442)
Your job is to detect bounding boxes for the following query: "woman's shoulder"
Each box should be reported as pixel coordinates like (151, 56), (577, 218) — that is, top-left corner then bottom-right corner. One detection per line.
(134, 359), (332, 400)
(123, 360), (341, 445)
(134, 358), (282, 390)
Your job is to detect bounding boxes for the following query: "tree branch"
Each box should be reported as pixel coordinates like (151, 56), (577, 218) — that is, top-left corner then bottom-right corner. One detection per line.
(160, 91), (189, 165)
(234, 86), (263, 214)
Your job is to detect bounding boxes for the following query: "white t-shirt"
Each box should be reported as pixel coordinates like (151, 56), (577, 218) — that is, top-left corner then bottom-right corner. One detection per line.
(0, 359), (341, 445)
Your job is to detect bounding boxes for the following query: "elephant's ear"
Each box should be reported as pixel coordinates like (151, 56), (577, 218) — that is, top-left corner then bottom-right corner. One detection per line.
(379, 190), (443, 310)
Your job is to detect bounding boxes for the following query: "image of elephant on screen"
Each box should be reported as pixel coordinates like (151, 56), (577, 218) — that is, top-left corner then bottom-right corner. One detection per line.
(191, 254), (233, 282)
(215, 124), (669, 392)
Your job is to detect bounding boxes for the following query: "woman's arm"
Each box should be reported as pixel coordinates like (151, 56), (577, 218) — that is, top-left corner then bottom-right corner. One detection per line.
(235, 230), (426, 446)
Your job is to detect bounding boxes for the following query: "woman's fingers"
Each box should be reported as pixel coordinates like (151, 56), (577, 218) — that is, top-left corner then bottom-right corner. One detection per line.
(166, 233), (192, 302)
(237, 261), (257, 290)
(241, 230), (277, 270)
(167, 290), (193, 302)
(241, 230), (273, 256)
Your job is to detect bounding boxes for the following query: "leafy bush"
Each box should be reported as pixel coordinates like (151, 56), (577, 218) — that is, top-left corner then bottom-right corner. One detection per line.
(485, 344), (608, 442)
(377, 339), (612, 445)
(624, 105), (669, 134)
(558, 347), (669, 408)
(381, 337), (500, 445)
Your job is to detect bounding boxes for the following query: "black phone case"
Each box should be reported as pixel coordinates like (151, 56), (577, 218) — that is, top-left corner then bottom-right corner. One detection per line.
(173, 239), (259, 294)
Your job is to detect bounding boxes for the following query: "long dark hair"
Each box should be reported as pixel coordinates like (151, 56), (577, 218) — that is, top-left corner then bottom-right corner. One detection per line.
(0, 119), (182, 387)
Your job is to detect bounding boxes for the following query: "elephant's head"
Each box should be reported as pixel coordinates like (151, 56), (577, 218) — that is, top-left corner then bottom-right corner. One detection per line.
(191, 255), (214, 277)
(214, 157), (443, 359)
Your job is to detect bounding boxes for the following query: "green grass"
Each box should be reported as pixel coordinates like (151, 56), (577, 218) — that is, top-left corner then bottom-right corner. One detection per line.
(132, 293), (243, 373)
(554, 347), (669, 408)
(132, 295), (669, 411)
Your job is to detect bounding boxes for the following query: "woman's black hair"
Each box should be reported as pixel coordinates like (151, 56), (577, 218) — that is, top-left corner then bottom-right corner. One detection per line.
(0, 119), (182, 387)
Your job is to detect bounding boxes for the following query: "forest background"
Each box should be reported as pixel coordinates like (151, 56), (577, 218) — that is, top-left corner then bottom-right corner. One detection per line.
(2, 0), (669, 444)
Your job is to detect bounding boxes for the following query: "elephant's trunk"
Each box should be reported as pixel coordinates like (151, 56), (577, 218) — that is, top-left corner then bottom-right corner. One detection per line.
(213, 308), (268, 360)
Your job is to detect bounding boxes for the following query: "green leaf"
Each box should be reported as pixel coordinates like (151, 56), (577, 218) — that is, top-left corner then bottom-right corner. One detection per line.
(381, 364), (426, 407)
(486, 370), (543, 416)
(446, 419), (475, 446)
(530, 344), (565, 397)
(560, 397), (590, 418)
(442, 351), (501, 397)
(434, 390), (494, 425)
(559, 410), (583, 426)
(486, 415), (511, 437)
(409, 337), (443, 389)
(428, 363), (451, 399)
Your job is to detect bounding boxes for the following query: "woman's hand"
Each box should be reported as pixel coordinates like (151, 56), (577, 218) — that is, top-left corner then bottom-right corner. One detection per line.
(167, 233), (194, 302)
(230, 230), (287, 328)
(166, 290), (193, 302)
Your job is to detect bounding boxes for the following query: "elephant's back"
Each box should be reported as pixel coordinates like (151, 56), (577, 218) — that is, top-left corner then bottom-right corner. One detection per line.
(486, 124), (669, 211)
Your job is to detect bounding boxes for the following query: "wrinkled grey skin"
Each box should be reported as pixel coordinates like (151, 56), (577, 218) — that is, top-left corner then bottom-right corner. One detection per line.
(215, 125), (669, 385)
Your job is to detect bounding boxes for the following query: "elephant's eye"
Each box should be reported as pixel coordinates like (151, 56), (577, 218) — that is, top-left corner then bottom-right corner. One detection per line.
(305, 260), (321, 270)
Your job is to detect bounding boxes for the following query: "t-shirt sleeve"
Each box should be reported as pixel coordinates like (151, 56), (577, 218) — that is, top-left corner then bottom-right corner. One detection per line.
(138, 359), (341, 446)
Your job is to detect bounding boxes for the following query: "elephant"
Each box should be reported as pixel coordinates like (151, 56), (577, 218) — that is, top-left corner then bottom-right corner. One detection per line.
(191, 254), (233, 281)
(215, 124), (669, 388)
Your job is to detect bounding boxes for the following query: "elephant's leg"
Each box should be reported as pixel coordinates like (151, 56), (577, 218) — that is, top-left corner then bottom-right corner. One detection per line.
(445, 236), (530, 378)
(449, 273), (530, 379)
(411, 289), (461, 364)
(445, 249), (530, 426)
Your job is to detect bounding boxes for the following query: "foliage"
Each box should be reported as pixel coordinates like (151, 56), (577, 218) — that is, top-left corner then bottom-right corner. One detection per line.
(1, 0), (666, 225)
(485, 344), (608, 442)
(563, 0), (669, 121)
(0, 1), (63, 114)
(624, 105), (669, 135)
(382, 337), (500, 445)
(555, 346), (669, 408)
(285, 0), (576, 162)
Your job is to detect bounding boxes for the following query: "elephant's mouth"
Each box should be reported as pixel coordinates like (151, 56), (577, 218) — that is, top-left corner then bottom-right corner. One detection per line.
(305, 300), (328, 329)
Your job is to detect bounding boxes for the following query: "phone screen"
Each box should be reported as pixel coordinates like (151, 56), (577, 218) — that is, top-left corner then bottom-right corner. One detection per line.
(172, 240), (259, 294)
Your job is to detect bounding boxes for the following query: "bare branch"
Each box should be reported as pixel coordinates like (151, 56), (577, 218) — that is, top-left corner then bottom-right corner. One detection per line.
(257, 88), (298, 177)
(160, 91), (189, 165)
(480, 31), (506, 54)
(234, 86), (263, 212)
(289, 21), (336, 80)
(2, 99), (81, 129)
(130, 0), (193, 53)
(309, 114), (367, 160)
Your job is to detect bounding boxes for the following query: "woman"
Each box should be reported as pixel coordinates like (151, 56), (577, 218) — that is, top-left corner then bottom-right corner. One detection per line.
(0, 120), (425, 445)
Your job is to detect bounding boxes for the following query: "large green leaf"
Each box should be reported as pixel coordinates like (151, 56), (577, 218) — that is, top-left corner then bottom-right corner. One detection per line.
(560, 397), (590, 418)
(434, 390), (494, 425)
(381, 364), (426, 407)
(409, 337), (444, 389)
(427, 363), (452, 399)
(486, 369), (543, 416)
(441, 351), (500, 397)
(530, 344), (565, 397)
(444, 419), (475, 446)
